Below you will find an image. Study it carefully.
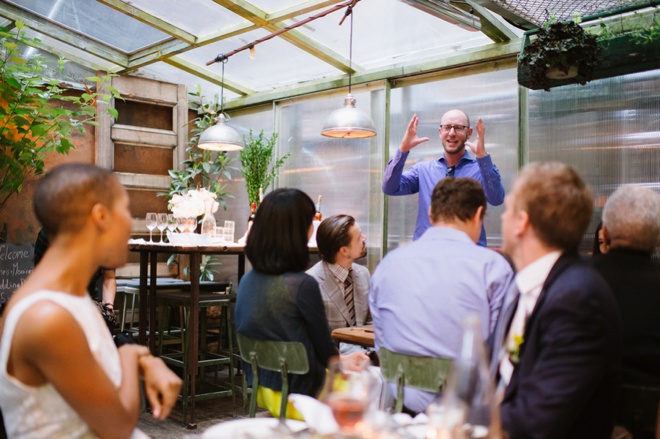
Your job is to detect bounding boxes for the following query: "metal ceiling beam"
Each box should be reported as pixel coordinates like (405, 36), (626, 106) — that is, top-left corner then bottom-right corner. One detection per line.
(470, 0), (538, 30)
(462, 0), (518, 42)
(96, 0), (198, 45)
(223, 39), (520, 110)
(164, 56), (253, 96)
(400, 0), (481, 31)
(0, 1), (128, 67)
(212, 0), (356, 73)
(127, 22), (258, 71)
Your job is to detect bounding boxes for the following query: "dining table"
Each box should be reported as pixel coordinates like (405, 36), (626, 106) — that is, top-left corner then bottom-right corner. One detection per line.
(128, 240), (246, 426)
(331, 324), (375, 348)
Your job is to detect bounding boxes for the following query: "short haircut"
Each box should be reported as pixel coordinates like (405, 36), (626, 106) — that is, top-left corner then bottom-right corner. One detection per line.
(602, 185), (660, 253)
(33, 163), (122, 238)
(430, 177), (486, 224)
(245, 188), (316, 274)
(316, 214), (356, 264)
(513, 162), (593, 251)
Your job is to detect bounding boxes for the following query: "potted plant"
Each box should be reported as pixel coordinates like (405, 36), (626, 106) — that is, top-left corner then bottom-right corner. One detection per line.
(518, 20), (601, 91)
(164, 87), (237, 280)
(239, 129), (290, 207)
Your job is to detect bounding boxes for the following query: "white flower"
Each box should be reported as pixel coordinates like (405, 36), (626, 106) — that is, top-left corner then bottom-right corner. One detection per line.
(169, 188), (219, 219)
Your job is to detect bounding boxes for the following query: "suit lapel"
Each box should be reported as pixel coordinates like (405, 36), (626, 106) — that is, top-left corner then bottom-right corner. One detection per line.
(321, 264), (352, 325)
(503, 251), (578, 399)
(489, 284), (520, 379)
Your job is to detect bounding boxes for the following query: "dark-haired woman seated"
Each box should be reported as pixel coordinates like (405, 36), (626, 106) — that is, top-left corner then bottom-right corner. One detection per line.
(235, 188), (367, 419)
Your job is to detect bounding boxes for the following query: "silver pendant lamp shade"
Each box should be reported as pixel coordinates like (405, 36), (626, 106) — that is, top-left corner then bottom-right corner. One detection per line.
(198, 113), (243, 151)
(321, 93), (376, 138)
(197, 56), (244, 151)
(321, 5), (376, 139)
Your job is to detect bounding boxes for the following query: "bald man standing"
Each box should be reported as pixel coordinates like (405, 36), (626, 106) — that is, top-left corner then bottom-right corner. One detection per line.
(382, 110), (505, 246)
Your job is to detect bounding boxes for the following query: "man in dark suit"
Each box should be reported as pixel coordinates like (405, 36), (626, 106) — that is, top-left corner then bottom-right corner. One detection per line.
(593, 184), (660, 388)
(491, 161), (620, 439)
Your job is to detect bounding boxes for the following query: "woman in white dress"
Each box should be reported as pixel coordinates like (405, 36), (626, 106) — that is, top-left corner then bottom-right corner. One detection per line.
(0, 163), (181, 439)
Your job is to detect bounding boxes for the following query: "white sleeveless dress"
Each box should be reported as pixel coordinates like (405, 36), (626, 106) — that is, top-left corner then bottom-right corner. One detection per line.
(0, 291), (147, 439)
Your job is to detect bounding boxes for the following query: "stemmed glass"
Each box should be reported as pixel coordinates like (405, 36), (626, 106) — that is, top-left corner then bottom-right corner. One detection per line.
(166, 214), (177, 241)
(157, 213), (168, 243)
(145, 212), (157, 243)
(323, 359), (369, 435)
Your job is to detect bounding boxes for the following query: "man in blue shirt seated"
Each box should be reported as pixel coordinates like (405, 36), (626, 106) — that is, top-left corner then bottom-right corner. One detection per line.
(370, 177), (514, 413)
(382, 110), (505, 246)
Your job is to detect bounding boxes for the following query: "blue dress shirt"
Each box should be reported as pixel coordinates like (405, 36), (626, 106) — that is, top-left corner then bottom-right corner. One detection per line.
(369, 227), (514, 413)
(382, 150), (505, 246)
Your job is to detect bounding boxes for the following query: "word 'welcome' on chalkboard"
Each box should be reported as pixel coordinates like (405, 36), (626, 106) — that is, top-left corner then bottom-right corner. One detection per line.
(0, 243), (34, 303)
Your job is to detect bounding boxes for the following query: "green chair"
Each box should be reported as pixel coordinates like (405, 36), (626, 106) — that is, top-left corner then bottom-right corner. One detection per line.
(379, 347), (453, 413)
(237, 334), (309, 419)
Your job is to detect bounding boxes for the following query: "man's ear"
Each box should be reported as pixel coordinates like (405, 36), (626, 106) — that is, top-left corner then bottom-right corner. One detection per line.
(515, 209), (530, 237)
(90, 203), (111, 231)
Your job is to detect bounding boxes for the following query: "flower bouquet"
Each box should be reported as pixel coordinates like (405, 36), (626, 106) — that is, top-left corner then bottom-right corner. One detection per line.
(168, 188), (219, 244)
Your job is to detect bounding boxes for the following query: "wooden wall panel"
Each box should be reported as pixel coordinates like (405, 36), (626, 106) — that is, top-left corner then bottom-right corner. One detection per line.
(114, 143), (173, 176)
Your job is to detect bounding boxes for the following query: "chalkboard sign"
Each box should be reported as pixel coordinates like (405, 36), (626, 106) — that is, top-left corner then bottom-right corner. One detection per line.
(0, 243), (34, 303)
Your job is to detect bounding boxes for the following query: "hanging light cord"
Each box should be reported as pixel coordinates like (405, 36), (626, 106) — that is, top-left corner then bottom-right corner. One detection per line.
(347, 6), (353, 94)
(219, 56), (227, 117)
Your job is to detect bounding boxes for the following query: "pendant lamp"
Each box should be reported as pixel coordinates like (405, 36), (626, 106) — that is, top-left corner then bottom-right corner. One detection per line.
(321, 6), (376, 139)
(198, 56), (244, 151)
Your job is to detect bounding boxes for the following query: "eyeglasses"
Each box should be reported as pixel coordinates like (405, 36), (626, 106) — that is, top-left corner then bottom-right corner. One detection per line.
(440, 124), (469, 133)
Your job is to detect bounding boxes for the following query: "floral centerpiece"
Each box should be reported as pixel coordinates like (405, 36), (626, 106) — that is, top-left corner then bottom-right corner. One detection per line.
(169, 188), (219, 219)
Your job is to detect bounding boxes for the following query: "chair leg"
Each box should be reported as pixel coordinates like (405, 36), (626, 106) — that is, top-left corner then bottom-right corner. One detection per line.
(249, 357), (259, 418)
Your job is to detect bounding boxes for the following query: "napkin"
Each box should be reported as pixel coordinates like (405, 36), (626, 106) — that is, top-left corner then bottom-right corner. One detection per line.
(289, 394), (339, 435)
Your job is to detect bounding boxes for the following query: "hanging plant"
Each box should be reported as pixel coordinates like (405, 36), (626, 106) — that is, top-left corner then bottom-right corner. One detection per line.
(518, 20), (601, 91)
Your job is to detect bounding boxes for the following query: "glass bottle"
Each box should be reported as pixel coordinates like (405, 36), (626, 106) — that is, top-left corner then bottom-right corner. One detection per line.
(453, 314), (501, 439)
(200, 202), (216, 236)
(314, 194), (323, 221)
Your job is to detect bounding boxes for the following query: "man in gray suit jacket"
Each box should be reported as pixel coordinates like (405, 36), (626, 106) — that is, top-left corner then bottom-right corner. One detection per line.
(307, 214), (370, 353)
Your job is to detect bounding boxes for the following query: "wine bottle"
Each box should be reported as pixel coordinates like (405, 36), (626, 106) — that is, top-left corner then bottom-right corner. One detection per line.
(314, 195), (323, 221)
(248, 202), (257, 225)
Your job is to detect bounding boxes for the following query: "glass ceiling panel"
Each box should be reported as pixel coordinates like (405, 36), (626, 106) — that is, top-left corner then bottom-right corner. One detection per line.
(125, 0), (246, 37)
(22, 27), (122, 74)
(287, 0), (491, 70)
(135, 61), (232, 101)
(249, 0), (310, 11)
(181, 28), (340, 92)
(8, 0), (169, 52)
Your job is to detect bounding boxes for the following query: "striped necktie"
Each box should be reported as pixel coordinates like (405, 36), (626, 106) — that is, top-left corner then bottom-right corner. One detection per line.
(343, 271), (356, 326)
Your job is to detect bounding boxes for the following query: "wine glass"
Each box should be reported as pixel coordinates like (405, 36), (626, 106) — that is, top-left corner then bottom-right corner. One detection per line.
(157, 213), (168, 243)
(145, 212), (157, 243)
(323, 359), (369, 435)
(166, 214), (177, 241)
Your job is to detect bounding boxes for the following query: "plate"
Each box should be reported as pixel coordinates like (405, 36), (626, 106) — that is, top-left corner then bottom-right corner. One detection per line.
(202, 418), (307, 438)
